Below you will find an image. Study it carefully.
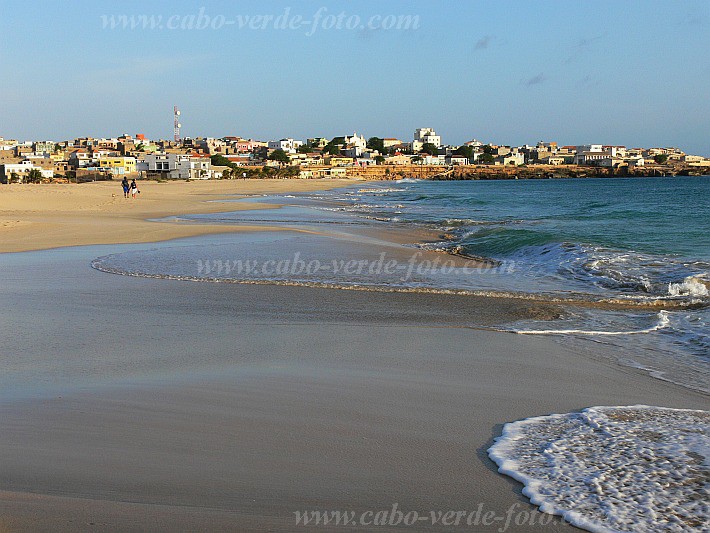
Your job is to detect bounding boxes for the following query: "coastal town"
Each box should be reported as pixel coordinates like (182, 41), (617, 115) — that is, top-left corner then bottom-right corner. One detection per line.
(1, 125), (709, 184)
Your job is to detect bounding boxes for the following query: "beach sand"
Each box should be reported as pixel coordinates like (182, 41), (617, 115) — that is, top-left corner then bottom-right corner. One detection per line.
(0, 182), (707, 532)
(0, 179), (354, 252)
(1, 245), (707, 533)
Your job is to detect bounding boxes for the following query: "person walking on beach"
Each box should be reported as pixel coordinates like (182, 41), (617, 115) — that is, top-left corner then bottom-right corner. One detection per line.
(130, 179), (138, 199)
(121, 177), (129, 198)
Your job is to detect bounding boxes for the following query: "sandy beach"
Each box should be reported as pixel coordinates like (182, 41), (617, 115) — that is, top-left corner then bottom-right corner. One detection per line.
(0, 179), (355, 253)
(0, 181), (707, 532)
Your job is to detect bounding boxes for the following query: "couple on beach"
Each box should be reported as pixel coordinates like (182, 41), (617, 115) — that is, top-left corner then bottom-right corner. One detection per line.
(121, 177), (139, 199)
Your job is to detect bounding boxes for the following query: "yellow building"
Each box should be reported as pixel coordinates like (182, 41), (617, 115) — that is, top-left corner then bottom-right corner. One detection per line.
(326, 156), (354, 167)
(98, 157), (137, 176)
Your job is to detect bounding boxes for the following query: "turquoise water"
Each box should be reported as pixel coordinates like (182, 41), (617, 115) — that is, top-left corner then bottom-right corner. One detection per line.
(399, 177), (708, 259)
(333, 177), (709, 294)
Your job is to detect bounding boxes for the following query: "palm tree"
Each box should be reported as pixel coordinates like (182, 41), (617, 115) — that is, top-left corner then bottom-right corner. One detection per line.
(26, 169), (42, 183)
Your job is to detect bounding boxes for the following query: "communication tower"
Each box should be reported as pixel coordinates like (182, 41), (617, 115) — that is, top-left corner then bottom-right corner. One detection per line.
(173, 106), (182, 142)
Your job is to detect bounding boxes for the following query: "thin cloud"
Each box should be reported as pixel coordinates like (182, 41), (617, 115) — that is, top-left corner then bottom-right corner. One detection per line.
(474, 35), (494, 50)
(522, 73), (546, 87)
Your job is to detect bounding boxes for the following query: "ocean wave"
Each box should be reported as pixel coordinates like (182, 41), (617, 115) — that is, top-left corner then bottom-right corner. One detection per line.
(668, 275), (710, 297)
(488, 405), (709, 533)
(503, 307), (709, 393)
(504, 310), (671, 336)
(90, 255), (702, 311)
(458, 227), (561, 256)
(356, 187), (401, 194)
(439, 226), (710, 303)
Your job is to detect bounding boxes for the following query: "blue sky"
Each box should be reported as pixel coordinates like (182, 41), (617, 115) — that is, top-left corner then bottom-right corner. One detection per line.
(1, 0), (708, 155)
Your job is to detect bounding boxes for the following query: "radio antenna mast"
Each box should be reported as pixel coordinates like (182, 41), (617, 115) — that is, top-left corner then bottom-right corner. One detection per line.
(173, 106), (182, 142)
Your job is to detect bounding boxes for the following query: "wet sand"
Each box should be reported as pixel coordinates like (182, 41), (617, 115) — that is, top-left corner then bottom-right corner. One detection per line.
(0, 245), (706, 532)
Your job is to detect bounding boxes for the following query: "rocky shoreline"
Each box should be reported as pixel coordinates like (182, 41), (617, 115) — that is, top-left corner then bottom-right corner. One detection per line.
(345, 163), (708, 181)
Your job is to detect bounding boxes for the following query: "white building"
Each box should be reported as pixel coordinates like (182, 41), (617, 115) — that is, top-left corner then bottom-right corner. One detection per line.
(540, 156), (565, 165)
(268, 138), (303, 153)
(418, 154), (446, 165)
(495, 153), (525, 166)
(576, 144), (603, 154)
(140, 153), (218, 180)
(343, 133), (367, 151)
(683, 155), (706, 163)
(331, 133), (367, 158)
(574, 151), (612, 165)
(414, 128), (441, 148)
(606, 146), (627, 157)
(1, 161), (53, 182)
(32, 141), (56, 155)
(410, 140), (423, 153)
(446, 154), (471, 165)
(384, 154), (416, 165)
(68, 150), (97, 168)
(595, 157), (622, 168)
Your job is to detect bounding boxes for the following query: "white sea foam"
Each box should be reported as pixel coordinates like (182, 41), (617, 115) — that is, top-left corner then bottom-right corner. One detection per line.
(507, 311), (671, 336)
(357, 187), (401, 194)
(668, 275), (710, 297)
(488, 405), (709, 533)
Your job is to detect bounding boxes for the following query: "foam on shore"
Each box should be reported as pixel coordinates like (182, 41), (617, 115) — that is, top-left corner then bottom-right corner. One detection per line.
(488, 405), (709, 532)
(504, 310), (671, 335)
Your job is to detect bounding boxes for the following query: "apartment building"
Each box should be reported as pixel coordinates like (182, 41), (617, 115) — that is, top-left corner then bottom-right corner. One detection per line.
(268, 138), (303, 153)
(98, 157), (137, 176)
(414, 128), (441, 148)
